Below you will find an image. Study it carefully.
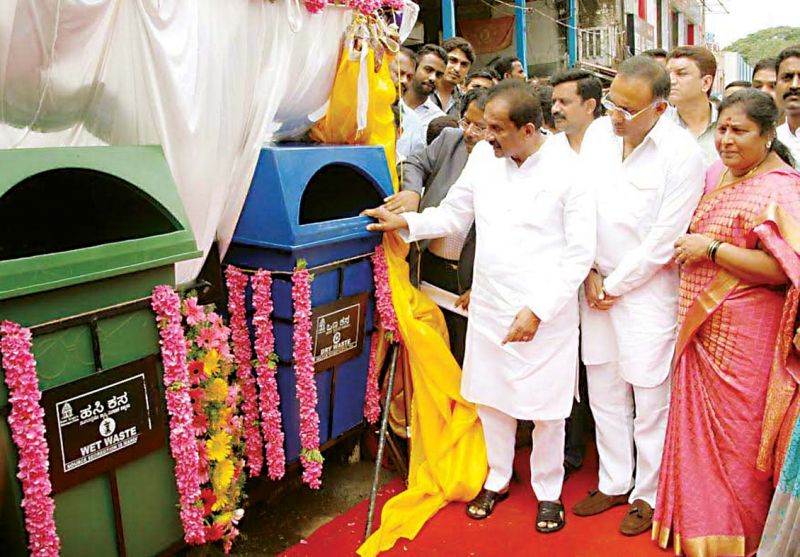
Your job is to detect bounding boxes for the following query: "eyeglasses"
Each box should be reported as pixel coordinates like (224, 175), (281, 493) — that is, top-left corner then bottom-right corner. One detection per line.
(459, 119), (487, 133)
(601, 94), (659, 121)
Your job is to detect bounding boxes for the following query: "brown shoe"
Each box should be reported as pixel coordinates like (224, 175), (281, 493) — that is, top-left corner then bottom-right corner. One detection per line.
(619, 499), (653, 536)
(572, 489), (629, 517)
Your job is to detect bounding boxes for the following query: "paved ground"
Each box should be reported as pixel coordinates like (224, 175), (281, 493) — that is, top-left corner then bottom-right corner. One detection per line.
(185, 434), (397, 557)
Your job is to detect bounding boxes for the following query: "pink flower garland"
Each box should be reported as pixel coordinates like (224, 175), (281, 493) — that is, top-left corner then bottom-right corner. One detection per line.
(371, 245), (400, 341)
(346, 0), (382, 14)
(363, 245), (401, 423)
(151, 286), (205, 545)
(252, 270), (286, 481)
(303, 0), (404, 15)
(225, 266), (264, 478)
(0, 321), (60, 557)
(291, 261), (324, 489)
(304, 0), (328, 14)
(363, 332), (381, 424)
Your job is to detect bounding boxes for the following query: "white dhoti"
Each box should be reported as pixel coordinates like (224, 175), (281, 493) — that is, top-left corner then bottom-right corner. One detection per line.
(478, 405), (565, 501)
(586, 362), (670, 507)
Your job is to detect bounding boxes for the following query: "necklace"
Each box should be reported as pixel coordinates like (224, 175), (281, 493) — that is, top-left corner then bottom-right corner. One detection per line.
(716, 152), (770, 191)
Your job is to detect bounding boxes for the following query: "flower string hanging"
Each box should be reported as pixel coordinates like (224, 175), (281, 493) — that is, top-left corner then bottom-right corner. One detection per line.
(151, 286), (205, 544)
(363, 332), (381, 424)
(363, 245), (401, 423)
(371, 244), (400, 340)
(252, 270), (286, 480)
(0, 321), (61, 557)
(181, 296), (246, 553)
(291, 260), (324, 489)
(225, 266), (264, 478)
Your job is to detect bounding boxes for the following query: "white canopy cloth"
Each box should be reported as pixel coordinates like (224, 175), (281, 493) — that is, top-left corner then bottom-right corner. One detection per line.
(0, 0), (417, 283)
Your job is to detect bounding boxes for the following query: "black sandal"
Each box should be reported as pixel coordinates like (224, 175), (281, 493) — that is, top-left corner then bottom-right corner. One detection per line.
(536, 500), (565, 533)
(465, 488), (509, 520)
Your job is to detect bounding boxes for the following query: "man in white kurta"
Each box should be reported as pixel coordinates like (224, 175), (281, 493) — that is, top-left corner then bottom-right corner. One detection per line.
(575, 56), (704, 536)
(364, 81), (596, 529)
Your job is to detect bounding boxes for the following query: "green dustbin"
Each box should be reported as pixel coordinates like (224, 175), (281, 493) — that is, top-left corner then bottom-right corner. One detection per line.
(0, 146), (201, 557)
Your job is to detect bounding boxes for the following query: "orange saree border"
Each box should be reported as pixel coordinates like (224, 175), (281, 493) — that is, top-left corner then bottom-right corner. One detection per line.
(653, 521), (760, 557)
(673, 270), (740, 361)
(753, 203), (800, 480)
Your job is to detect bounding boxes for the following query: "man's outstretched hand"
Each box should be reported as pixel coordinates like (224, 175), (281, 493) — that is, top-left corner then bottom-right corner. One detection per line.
(362, 206), (410, 233)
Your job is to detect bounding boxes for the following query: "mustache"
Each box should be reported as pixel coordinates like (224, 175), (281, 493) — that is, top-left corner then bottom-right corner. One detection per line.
(553, 113), (566, 120)
(784, 89), (800, 99)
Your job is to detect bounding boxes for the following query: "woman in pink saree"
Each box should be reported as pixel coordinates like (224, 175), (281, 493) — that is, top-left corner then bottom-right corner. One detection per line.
(652, 90), (800, 556)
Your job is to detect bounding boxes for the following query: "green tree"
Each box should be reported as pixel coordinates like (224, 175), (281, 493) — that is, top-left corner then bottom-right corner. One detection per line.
(726, 27), (800, 66)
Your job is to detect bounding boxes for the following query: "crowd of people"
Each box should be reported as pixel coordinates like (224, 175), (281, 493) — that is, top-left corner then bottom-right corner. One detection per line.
(368, 36), (800, 557)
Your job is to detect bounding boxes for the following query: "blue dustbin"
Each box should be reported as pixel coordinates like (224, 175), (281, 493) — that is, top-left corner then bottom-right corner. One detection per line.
(225, 145), (394, 462)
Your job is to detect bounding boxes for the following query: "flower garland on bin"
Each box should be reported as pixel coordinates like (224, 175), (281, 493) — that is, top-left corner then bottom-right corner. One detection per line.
(225, 266), (265, 478)
(0, 321), (61, 557)
(364, 245), (401, 424)
(151, 286), (206, 545)
(181, 296), (246, 553)
(292, 260), (324, 489)
(252, 270), (286, 480)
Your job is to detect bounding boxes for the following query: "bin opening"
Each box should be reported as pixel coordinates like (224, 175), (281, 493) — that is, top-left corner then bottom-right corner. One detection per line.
(298, 164), (385, 225)
(0, 168), (180, 261)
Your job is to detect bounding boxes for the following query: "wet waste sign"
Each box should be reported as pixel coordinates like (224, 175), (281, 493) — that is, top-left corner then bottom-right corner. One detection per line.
(42, 355), (166, 492)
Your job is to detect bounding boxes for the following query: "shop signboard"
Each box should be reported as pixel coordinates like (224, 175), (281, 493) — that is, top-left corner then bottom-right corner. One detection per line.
(311, 292), (368, 372)
(41, 356), (166, 493)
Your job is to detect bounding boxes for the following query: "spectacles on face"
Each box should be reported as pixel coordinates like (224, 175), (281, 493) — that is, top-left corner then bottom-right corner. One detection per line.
(459, 119), (487, 134)
(601, 94), (658, 121)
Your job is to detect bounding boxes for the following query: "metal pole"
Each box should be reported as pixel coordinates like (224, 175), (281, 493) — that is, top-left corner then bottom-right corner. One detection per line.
(515, 0), (528, 74)
(442, 0), (456, 40)
(364, 343), (400, 540)
(567, 0), (578, 67)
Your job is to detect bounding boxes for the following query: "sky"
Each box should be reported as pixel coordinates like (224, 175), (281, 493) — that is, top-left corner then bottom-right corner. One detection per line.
(705, 0), (800, 47)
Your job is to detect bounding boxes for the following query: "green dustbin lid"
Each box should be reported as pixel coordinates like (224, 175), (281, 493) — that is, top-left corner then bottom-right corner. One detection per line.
(0, 146), (201, 300)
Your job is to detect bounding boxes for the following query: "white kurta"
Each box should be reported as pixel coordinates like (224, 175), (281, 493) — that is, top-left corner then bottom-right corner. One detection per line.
(579, 116), (704, 387)
(401, 139), (596, 419)
(777, 122), (800, 170)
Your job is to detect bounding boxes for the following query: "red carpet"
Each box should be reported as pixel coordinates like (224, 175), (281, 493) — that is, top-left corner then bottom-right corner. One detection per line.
(280, 444), (669, 556)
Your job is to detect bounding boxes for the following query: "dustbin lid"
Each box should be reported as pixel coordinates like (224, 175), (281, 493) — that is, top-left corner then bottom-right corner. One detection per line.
(0, 146), (200, 300)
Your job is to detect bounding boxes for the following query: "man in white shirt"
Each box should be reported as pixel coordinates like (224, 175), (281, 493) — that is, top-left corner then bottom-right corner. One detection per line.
(363, 81), (596, 533)
(665, 46), (719, 166)
(549, 69), (603, 478)
(775, 46), (800, 168)
(397, 44), (446, 160)
(574, 56), (704, 536)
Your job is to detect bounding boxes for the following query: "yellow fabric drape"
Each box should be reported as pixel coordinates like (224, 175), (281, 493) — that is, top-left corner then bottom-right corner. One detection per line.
(309, 41), (398, 185)
(357, 233), (487, 557)
(310, 35), (487, 555)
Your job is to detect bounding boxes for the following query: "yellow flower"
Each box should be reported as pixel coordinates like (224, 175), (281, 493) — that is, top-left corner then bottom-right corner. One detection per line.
(211, 407), (233, 431)
(203, 349), (220, 376)
(214, 510), (233, 524)
(212, 458), (234, 492)
(206, 377), (228, 403)
(211, 494), (230, 513)
(207, 431), (232, 461)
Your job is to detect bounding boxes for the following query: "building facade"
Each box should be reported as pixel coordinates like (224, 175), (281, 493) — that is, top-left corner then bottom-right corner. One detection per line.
(412, 0), (706, 77)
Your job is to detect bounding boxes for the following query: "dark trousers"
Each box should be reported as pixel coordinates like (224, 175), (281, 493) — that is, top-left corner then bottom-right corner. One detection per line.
(419, 250), (468, 367)
(564, 362), (593, 469)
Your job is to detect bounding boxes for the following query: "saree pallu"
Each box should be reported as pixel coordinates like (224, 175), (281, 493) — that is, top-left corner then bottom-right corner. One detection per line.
(653, 164), (800, 557)
(760, 411), (800, 555)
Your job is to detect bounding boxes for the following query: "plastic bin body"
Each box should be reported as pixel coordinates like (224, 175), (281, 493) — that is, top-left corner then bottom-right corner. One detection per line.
(0, 146), (199, 557)
(226, 145), (392, 462)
